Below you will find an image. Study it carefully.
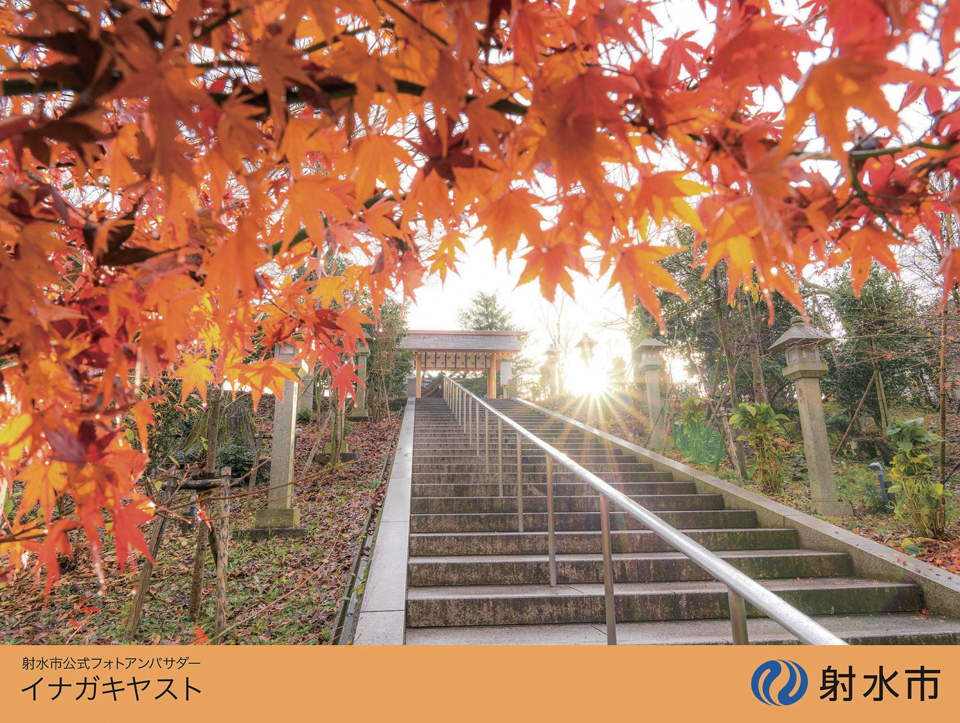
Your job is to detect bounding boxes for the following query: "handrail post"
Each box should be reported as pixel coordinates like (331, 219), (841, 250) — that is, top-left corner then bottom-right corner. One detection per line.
(599, 495), (617, 645)
(497, 417), (503, 497)
(516, 430), (524, 533)
(484, 407), (490, 473)
(476, 401), (480, 455)
(547, 455), (556, 587)
(467, 396), (472, 444)
(728, 589), (749, 645)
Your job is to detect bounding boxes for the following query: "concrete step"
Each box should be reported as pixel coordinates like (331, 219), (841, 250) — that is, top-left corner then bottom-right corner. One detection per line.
(405, 578), (923, 627)
(412, 441), (626, 454)
(409, 528), (801, 556)
(404, 613), (960, 645)
(413, 446), (630, 458)
(411, 481), (698, 497)
(410, 494), (725, 514)
(409, 509), (758, 533)
(411, 469), (665, 483)
(412, 459), (645, 474)
(407, 549), (852, 587)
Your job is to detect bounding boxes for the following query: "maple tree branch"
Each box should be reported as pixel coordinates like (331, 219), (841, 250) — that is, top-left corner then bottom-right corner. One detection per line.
(848, 140), (953, 160)
(194, 8), (243, 40)
(267, 188), (397, 258)
(848, 158), (911, 242)
(1, 78), (63, 96)
(381, 0), (450, 46)
(3, 71), (530, 118)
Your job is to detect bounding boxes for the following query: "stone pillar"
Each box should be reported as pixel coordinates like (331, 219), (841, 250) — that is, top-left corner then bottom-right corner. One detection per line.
(255, 343), (302, 532)
(297, 374), (314, 413)
(406, 374), (416, 398)
(770, 317), (852, 517)
(636, 338), (666, 449)
(347, 340), (370, 420)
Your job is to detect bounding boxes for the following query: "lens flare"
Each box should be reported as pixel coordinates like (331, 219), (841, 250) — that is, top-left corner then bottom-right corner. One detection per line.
(564, 358), (611, 398)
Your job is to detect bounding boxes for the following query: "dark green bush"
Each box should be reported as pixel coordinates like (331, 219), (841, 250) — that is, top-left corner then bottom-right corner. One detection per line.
(216, 443), (254, 479)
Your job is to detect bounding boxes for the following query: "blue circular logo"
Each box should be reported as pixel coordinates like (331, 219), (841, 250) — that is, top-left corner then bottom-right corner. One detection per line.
(751, 660), (808, 706)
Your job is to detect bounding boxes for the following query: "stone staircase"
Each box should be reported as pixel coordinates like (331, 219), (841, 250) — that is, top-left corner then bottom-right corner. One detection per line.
(403, 398), (960, 644)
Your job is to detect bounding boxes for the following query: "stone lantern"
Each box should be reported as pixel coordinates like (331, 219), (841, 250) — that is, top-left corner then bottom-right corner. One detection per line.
(575, 332), (597, 366)
(769, 316), (852, 516)
(634, 338), (666, 448)
(544, 344), (559, 399)
(611, 358), (626, 390)
(347, 332), (371, 421)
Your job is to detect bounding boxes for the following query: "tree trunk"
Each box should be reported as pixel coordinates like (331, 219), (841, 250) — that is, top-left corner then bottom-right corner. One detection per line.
(744, 297), (769, 404)
(941, 306), (948, 486)
(712, 268), (748, 479)
(204, 385), (223, 474)
(329, 389), (344, 466)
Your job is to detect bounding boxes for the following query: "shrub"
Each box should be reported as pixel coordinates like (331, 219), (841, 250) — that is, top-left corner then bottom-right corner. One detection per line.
(673, 397), (724, 469)
(885, 418), (948, 539)
(215, 443), (254, 480)
(730, 402), (788, 494)
(296, 407), (315, 423)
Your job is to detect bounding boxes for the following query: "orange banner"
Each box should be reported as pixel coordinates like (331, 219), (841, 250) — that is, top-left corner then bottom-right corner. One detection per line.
(4, 645), (959, 721)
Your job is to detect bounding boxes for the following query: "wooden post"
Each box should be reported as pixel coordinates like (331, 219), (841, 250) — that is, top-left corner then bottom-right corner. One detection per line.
(188, 495), (209, 622)
(486, 354), (497, 398)
(415, 353), (422, 398)
(122, 488), (171, 642)
(246, 429), (264, 513)
(834, 371), (876, 458)
(214, 467), (231, 642)
(868, 340), (890, 432)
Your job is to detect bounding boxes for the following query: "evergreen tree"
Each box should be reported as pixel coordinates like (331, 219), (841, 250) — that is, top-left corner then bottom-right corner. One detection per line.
(458, 292), (518, 331)
(457, 291), (533, 395)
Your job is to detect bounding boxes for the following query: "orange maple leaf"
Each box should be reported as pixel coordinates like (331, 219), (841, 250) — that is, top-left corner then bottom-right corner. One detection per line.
(477, 190), (545, 260)
(517, 237), (588, 302)
(939, 246), (960, 310)
(784, 57), (927, 158)
(177, 354), (214, 404)
(354, 133), (412, 200)
(606, 243), (688, 333)
(633, 172), (708, 232)
(831, 226), (901, 295)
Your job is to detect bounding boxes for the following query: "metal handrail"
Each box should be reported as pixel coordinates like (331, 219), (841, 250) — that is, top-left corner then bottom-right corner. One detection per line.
(441, 376), (846, 646)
